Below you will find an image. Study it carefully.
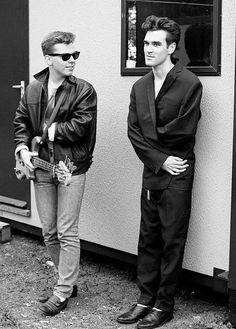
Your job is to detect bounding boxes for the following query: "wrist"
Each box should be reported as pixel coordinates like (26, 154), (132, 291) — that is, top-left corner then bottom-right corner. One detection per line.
(15, 145), (29, 160)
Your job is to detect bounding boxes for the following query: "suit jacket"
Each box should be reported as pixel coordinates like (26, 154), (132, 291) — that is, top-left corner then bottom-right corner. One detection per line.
(128, 62), (202, 190)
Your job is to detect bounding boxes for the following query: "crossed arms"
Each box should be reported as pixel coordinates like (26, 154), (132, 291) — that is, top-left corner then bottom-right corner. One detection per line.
(127, 81), (202, 176)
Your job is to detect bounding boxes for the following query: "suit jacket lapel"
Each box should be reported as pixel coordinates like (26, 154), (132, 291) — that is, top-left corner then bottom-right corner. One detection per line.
(156, 75), (176, 105)
(146, 63), (183, 129)
(155, 62), (182, 105)
(146, 72), (156, 129)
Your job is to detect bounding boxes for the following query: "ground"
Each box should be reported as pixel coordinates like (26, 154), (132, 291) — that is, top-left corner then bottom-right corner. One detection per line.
(0, 232), (234, 329)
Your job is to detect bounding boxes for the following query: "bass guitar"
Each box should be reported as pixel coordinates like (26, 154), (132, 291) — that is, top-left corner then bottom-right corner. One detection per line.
(14, 137), (76, 186)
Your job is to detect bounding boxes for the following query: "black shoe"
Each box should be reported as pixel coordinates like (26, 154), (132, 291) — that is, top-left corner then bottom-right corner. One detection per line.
(39, 294), (68, 316)
(38, 285), (77, 303)
(137, 309), (173, 328)
(117, 304), (152, 324)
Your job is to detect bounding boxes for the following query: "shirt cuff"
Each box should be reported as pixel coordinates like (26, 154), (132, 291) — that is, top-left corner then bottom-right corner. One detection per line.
(15, 144), (29, 159)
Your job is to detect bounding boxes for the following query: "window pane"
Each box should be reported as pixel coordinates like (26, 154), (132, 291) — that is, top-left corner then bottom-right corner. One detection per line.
(122, 0), (221, 76)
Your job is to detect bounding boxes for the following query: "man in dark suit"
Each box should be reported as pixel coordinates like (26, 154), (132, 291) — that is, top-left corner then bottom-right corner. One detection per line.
(117, 16), (202, 328)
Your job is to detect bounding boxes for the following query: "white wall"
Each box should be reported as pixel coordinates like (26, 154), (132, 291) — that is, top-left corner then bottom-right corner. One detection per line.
(24, 0), (236, 276)
(183, 1), (236, 275)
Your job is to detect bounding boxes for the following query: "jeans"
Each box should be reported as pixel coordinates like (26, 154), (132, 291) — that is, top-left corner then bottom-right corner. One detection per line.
(34, 169), (86, 299)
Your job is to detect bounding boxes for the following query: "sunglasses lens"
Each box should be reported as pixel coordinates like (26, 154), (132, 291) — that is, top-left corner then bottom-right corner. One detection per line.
(61, 52), (80, 61)
(62, 54), (71, 61)
(73, 52), (80, 60)
(50, 52), (80, 61)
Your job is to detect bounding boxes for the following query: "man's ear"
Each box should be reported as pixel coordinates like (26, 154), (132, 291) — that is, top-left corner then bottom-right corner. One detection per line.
(168, 42), (176, 55)
(44, 55), (52, 66)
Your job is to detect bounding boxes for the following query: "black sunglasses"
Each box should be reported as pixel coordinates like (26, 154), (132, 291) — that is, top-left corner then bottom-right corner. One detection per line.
(48, 51), (80, 61)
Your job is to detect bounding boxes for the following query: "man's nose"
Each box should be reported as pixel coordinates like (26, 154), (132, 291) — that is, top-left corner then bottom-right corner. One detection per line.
(146, 44), (153, 52)
(68, 56), (75, 62)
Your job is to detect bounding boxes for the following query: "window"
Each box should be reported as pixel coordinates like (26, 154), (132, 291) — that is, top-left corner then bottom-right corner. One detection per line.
(121, 0), (221, 76)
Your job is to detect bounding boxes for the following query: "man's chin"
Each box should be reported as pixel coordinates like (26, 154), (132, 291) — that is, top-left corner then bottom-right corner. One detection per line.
(145, 62), (153, 67)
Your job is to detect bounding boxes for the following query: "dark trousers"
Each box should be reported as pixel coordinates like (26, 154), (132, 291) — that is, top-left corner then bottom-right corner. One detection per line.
(137, 187), (192, 312)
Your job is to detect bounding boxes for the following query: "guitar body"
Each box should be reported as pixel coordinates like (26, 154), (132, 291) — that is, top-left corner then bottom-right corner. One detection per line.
(14, 159), (35, 180)
(14, 136), (40, 181)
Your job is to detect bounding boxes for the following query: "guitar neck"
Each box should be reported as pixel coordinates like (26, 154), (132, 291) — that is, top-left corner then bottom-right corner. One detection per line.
(32, 157), (54, 172)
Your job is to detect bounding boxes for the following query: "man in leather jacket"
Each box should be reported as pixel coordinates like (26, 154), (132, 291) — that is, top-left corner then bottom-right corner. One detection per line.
(13, 31), (97, 316)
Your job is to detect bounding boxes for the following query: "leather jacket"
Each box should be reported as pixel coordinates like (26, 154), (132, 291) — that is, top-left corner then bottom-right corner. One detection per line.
(14, 68), (97, 175)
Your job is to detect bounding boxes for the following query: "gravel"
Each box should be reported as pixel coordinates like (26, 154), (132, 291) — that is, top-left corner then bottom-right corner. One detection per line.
(0, 233), (233, 329)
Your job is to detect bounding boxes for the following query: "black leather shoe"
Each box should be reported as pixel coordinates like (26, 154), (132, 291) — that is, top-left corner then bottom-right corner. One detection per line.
(39, 294), (68, 316)
(137, 309), (173, 328)
(38, 285), (77, 303)
(117, 304), (152, 324)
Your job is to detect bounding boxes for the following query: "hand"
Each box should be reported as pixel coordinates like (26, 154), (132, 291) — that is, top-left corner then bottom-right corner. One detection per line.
(162, 156), (189, 176)
(20, 149), (35, 171)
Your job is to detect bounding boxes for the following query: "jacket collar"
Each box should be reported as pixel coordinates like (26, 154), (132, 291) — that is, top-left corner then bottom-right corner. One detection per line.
(33, 67), (77, 85)
(147, 61), (183, 129)
(146, 73), (156, 127)
(155, 61), (182, 103)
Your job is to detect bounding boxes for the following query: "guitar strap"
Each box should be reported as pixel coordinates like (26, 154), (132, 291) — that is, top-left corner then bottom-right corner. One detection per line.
(40, 89), (66, 168)
(40, 89), (66, 145)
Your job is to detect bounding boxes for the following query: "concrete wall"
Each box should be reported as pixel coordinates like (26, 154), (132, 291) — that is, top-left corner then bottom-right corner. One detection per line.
(22, 0), (235, 276)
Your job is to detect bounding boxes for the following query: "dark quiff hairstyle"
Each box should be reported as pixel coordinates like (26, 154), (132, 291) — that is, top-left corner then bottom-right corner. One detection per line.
(41, 31), (76, 55)
(142, 16), (181, 48)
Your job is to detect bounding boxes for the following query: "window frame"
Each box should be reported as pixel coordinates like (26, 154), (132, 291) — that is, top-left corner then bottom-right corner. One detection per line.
(121, 0), (222, 76)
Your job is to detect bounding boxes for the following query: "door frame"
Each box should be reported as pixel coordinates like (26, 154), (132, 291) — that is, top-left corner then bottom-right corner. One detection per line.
(229, 23), (236, 326)
(0, 0), (30, 213)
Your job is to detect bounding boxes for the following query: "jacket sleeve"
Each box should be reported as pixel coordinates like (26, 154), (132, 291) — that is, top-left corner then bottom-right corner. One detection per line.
(157, 81), (202, 148)
(128, 86), (168, 174)
(13, 90), (31, 149)
(54, 85), (97, 143)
